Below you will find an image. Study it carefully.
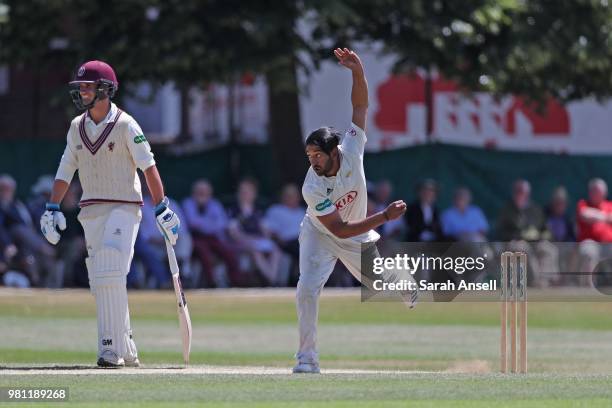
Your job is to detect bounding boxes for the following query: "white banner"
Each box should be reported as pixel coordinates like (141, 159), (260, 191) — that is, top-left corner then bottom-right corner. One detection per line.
(189, 76), (269, 146)
(125, 77), (268, 146)
(299, 47), (612, 155)
(127, 47), (612, 155)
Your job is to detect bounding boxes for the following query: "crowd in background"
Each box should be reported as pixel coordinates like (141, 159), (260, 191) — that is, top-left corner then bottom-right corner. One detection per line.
(1, 173), (611, 290)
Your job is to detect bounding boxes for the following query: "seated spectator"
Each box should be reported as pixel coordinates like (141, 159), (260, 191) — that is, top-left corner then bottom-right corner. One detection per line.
(56, 181), (88, 288)
(545, 186), (575, 242)
(441, 187), (489, 242)
(497, 179), (558, 288)
(183, 179), (242, 287)
(133, 183), (192, 289)
(374, 180), (403, 240)
(27, 175), (55, 223)
(405, 179), (443, 242)
(228, 178), (282, 286)
(575, 178), (612, 286)
(497, 180), (550, 242)
(263, 184), (305, 283)
(0, 174), (59, 287)
(0, 239), (26, 288)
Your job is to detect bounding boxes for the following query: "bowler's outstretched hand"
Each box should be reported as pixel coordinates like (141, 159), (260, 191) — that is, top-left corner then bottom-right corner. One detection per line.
(384, 200), (407, 221)
(334, 48), (364, 73)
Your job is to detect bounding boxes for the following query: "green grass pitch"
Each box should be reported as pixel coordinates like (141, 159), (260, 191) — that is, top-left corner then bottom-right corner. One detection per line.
(1, 288), (612, 406)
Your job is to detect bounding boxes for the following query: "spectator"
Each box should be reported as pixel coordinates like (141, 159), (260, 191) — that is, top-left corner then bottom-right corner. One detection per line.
(56, 181), (88, 287)
(405, 179), (443, 242)
(133, 184), (192, 289)
(497, 179), (558, 287)
(575, 178), (612, 286)
(374, 180), (403, 240)
(263, 184), (305, 283)
(441, 187), (489, 242)
(497, 180), (550, 242)
(228, 178), (282, 286)
(182, 179), (242, 287)
(0, 236), (24, 288)
(27, 175), (55, 223)
(545, 186), (575, 242)
(0, 174), (59, 287)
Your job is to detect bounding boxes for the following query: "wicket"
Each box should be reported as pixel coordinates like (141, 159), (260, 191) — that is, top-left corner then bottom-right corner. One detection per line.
(500, 251), (527, 374)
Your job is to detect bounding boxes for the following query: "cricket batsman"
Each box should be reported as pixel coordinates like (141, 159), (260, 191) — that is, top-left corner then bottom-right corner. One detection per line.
(40, 60), (180, 367)
(295, 48), (414, 374)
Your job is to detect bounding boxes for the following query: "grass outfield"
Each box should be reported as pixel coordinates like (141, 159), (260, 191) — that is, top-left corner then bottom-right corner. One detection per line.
(1, 288), (612, 406)
(2, 373), (612, 407)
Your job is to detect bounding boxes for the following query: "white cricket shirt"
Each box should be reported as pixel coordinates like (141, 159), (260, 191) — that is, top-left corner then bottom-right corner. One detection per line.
(55, 103), (156, 208)
(301, 123), (380, 245)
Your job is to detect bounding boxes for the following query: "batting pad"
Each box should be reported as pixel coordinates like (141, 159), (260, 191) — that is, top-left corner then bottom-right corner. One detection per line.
(90, 247), (135, 360)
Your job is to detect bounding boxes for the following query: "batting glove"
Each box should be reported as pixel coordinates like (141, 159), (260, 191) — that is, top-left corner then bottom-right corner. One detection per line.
(155, 197), (180, 245)
(40, 203), (66, 245)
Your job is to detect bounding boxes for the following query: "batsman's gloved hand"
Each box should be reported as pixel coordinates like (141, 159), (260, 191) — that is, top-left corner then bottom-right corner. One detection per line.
(40, 203), (66, 245)
(155, 196), (180, 245)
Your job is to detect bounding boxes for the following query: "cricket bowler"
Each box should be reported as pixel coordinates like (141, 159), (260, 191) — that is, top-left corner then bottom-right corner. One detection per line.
(40, 60), (180, 367)
(295, 48), (413, 374)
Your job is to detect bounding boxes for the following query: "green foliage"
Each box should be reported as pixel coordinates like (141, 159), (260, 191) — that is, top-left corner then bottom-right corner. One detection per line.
(315, 0), (612, 102)
(2, 1), (612, 102)
(0, 0), (315, 89)
(0, 0), (72, 66)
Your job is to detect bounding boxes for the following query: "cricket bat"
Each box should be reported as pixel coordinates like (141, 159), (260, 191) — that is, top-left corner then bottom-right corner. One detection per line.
(165, 239), (192, 365)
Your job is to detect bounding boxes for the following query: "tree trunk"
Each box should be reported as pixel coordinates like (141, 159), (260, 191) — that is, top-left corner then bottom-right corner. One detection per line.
(228, 80), (240, 186)
(424, 69), (433, 141)
(178, 84), (191, 141)
(266, 56), (307, 187)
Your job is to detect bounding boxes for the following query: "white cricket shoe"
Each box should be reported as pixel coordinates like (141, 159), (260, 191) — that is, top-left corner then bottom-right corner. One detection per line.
(97, 350), (125, 368)
(292, 362), (320, 374)
(124, 357), (140, 367)
(402, 287), (419, 309)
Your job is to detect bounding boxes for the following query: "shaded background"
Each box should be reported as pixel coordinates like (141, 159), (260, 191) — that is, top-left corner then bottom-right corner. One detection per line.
(1, 0), (612, 211)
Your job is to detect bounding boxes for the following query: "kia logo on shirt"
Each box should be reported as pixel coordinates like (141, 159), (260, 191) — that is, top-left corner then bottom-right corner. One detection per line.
(335, 191), (358, 211)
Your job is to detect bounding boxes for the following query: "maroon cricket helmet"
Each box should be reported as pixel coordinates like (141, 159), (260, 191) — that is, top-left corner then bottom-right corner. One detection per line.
(69, 60), (119, 110)
(70, 60), (118, 87)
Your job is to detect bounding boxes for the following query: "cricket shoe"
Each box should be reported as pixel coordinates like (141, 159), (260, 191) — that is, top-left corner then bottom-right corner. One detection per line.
(402, 287), (419, 309)
(97, 350), (125, 368)
(124, 357), (140, 367)
(292, 362), (321, 374)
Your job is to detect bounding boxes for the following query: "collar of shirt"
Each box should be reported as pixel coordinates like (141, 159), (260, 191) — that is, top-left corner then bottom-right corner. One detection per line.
(421, 204), (433, 224)
(85, 102), (118, 127)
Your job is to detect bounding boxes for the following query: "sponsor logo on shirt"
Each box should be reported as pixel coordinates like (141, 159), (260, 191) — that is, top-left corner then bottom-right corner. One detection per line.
(349, 128), (357, 137)
(108, 142), (115, 151)
(133, 134), (147, 144)
(326, 188), (333, 195)
(76, 144), (83, 150)
(335, 190), (358, 211)
(315, 199), (333, 212)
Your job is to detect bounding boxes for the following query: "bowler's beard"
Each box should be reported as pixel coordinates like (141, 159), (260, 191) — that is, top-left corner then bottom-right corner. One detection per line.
(314, 157), (334, 176)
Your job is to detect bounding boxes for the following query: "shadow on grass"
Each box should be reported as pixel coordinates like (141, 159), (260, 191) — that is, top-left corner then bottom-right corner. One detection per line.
(0, 365), (188, 370)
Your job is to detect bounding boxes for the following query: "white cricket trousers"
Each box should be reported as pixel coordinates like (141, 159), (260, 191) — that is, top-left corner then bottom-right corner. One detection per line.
(78, 204), (141, 360)
(296, 218), (378, 365)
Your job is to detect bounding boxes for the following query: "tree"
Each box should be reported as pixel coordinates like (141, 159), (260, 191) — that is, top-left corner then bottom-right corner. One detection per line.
(314, 0), (612, 104)
(0, 0), (77, 137)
